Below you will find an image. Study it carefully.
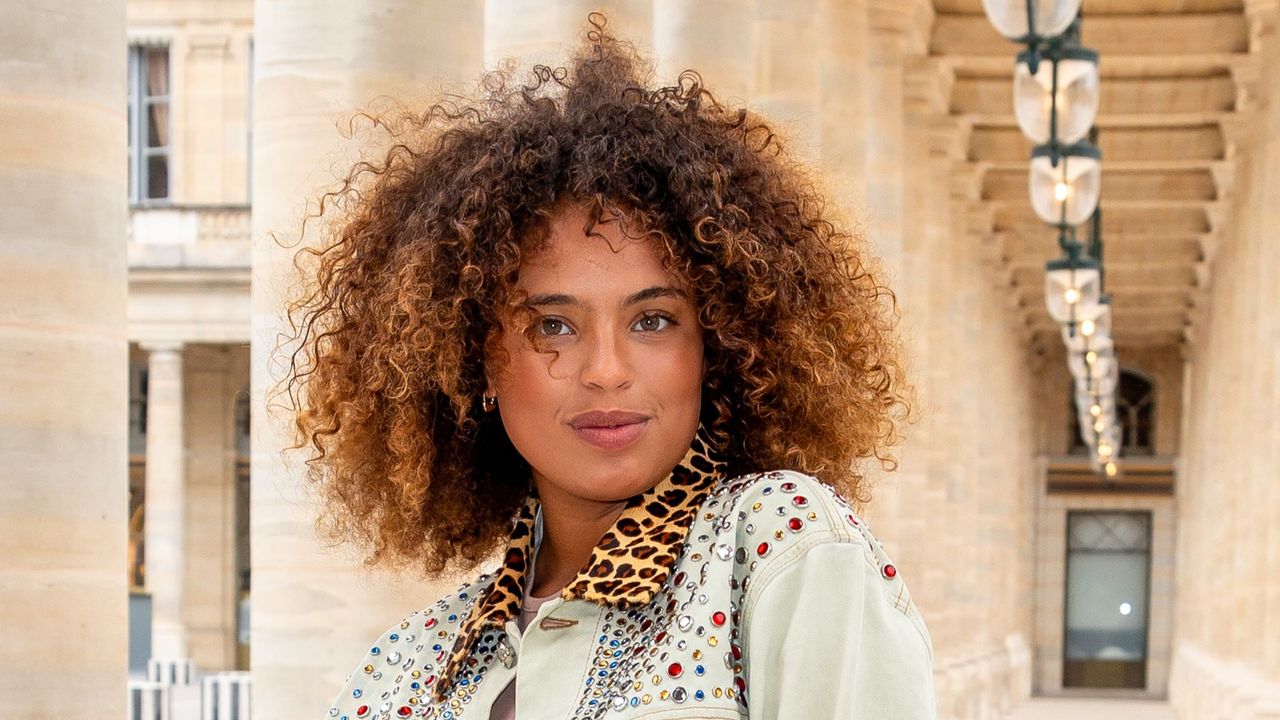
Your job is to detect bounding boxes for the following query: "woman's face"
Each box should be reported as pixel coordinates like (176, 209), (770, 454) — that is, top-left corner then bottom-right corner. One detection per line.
(488, 204), (705, 504)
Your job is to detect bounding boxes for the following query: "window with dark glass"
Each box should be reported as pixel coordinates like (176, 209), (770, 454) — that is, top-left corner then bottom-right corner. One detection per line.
(1068, 369), (1155, 456)
(128, 44), (171, 203)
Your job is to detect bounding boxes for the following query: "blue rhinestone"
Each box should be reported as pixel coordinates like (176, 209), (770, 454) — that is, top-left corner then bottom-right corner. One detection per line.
(609, 639), (620, 647)
(432, 644), (442, 652)
(409, 682), (419, 690)
(459, 592), (468, 599)
(596, 670), (607, 678)
(695, 690), (705, 700)
(447, 614), (457, 622)
(352, 689), (362, 698)
(370, 647), (380, 655)
(608, 661), (618, 668)
(695, 665), (705, 676)
(630, 697), (640, 707)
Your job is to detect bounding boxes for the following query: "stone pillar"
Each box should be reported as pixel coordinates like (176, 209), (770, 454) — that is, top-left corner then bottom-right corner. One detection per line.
(817, 0), (871, 215)
(862, 2), (910, 290)
(753, 0), (820, 157)
(0, 3), (128, 718)
(485, 0), (653, 71)
(141, 341), (190, 660)
(652, 0), (755, 102)
(251, 1), (483, 715)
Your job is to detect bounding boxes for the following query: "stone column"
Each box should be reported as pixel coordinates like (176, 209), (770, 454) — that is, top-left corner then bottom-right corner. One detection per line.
(0, 3), (128, 718)
(141, 341), (190, 660)
(753, 0), (820, 157)
(251, 1), (483, 716)
(818, 0), (871, 214)
(484, 0), (653, 71)
(652, 0), (755, 102)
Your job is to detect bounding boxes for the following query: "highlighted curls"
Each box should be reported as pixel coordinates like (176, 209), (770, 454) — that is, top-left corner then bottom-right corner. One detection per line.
(276, 13), (911, 579)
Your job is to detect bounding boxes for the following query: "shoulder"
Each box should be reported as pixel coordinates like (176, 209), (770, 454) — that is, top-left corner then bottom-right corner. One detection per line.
(697, 469), (931, 655)
(326, 570), (496, 718)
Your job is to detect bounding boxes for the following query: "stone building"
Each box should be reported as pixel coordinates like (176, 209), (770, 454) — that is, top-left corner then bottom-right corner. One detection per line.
(2, 1), (1278, 719)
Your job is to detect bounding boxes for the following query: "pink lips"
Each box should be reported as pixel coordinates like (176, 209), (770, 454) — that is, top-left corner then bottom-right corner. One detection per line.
(569, 410), (652, 451)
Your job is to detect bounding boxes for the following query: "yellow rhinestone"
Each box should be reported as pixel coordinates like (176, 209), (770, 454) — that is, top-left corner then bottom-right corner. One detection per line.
(691, 553), (702, 561)
(752, 502), (762, 512)
(708, 636), (718, 646)
(408, 697), (418, 705)
(652, 675), (660, 685)
(642, 694), (652, 704)
(411, 670), (421, 678)
(660, 690), (669, 700)
(808, 511), (817, 520)
(692, 649), (702, 660)
(362, 664), (374, 674)
(734, 663), (743, 673)
(704, 512), (714, 520)
(774, 530), (784, 540)
(634, 680), (644, 690)
(714, 688), (723, 698)
(728, 688), (736, 698)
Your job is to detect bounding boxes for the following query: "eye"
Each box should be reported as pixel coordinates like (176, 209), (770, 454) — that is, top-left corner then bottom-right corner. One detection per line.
(537, 317), (573, 336)
(633, 312), (674, 333)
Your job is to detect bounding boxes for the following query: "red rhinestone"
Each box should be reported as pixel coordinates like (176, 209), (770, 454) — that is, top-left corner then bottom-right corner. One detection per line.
(734, 676), (747, 692)
(668, 662), (683, 678)
(424, 674), (436, 685)
(655, 630), (667, 644)
(756, 541), (770, 557)
(847, 514), (859, 526)
(731, 644), (742, 660)
(781, 482), (796, 492)
(793, 496), (808, 507)
(397, 707), (412, 717)
(711, 611), (726, 626)
(356, 706), (369, 718)
(883, 564), (897, 578)
(787, 517), (803, 532)
(674, 571), (686, 585)
(424, 617), (437, 629)
(640, 619), (653, 632)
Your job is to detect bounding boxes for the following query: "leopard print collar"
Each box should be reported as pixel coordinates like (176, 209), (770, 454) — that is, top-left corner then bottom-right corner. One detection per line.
(433, 422), (727, 703)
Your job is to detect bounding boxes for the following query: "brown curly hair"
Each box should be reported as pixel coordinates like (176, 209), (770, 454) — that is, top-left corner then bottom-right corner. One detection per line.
(275, 13), (912, 579)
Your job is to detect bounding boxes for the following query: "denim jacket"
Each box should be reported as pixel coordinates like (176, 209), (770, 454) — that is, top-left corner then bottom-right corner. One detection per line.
(325, 426), (936, 719)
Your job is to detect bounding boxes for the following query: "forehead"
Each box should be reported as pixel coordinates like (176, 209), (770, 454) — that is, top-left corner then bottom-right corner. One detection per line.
(518, 205), (684, 294)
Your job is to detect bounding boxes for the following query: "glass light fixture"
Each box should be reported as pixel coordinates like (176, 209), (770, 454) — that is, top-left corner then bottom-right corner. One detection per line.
(1068, 347), (1116, 381)
(1015, 46), (1099, 144)
(1061, 301), (1113, 353)
(982, 0), (1083, 42)
(1030, 142), (1102, 226)
(1045, 255), (1102, 324)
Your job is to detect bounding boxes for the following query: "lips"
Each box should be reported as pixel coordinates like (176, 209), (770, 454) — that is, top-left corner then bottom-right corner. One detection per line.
(569, 410), (652, 451)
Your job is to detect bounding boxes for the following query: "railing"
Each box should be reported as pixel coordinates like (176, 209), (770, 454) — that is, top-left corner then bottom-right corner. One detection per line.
(128, 205), (251, 268)
(128, 680), (171, 720)
(201, 671), (252, 720)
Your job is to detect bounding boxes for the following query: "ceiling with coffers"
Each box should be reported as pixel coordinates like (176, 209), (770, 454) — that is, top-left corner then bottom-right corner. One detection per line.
(928, 0), (1263, 350)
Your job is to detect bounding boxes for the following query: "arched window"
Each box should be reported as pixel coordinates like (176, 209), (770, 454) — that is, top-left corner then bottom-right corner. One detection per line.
(1068, 369), (1155, 456)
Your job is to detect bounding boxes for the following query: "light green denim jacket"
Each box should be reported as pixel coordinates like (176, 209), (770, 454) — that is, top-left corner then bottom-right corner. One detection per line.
(325, 428), (936, 719)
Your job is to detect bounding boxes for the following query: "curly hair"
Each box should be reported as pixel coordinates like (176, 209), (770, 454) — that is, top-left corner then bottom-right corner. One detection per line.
(276, 13), (912, 579)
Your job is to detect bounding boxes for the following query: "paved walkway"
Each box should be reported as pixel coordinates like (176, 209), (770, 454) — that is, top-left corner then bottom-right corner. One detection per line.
(1005, 696), (1176, 719)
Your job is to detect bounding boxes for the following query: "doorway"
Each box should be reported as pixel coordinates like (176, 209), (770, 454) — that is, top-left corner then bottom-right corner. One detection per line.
(1063, 510), (1152, 689)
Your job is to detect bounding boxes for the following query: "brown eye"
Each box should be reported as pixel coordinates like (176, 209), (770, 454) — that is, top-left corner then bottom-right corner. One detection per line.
(633, 313), (673, 332)
(538, 317), (572, 336)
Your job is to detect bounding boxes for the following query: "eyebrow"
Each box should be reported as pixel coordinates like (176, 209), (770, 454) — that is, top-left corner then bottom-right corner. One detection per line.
(524, 285), (688, 308)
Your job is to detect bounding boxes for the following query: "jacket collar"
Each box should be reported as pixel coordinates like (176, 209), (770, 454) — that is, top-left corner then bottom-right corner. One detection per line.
(433, 423), (727, 702)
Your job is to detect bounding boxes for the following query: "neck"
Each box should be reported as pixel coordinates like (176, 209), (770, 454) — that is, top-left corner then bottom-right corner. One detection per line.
(527, 477), (629, 598)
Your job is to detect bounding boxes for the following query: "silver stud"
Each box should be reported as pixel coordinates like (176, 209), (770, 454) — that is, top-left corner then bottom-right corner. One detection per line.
(715, 543), (733, 561)
(673, 687), (688, 703)
(386, 652), (401, 664)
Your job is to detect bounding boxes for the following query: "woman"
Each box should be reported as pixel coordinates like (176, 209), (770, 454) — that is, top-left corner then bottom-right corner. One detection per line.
(284, 14), (934, 719)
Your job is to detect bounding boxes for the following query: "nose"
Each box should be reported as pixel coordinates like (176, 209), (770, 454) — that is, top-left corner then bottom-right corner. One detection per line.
(579, 324), (634, 391)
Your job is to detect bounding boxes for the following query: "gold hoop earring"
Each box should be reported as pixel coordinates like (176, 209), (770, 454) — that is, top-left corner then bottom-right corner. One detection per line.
(482, 394), (498, 413)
